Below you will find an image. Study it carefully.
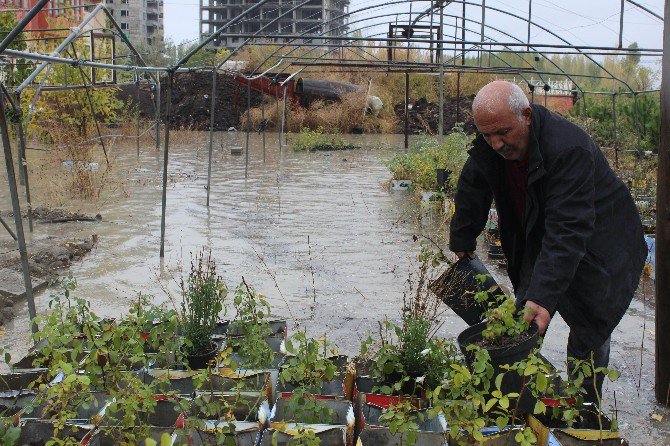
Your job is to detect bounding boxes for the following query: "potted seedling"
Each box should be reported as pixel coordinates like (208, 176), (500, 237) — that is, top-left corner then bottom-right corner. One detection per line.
(225, 279), (278, 370)
(357, 244), (459, 396)
(180, 249), (228, 370)
(520, 355), (624, 446)
(456, 284), (539, 415)
(278, 331), (352, 399)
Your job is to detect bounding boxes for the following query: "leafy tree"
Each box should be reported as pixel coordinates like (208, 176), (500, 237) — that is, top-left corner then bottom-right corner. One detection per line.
(0, 11), (36, 86)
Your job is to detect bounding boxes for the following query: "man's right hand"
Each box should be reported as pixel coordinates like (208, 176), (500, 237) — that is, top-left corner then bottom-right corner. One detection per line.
(455, 251), (475, 259)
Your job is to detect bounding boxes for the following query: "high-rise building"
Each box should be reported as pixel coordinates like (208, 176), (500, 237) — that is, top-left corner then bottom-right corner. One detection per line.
(105, 0), (164, 46)
(199, 0), (349, 50)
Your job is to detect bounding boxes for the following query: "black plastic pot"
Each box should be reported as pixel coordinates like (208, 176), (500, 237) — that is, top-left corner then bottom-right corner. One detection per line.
(457, 321), (539, 414)
(180, 341), (219, 370)
(429, 255), (501, 326)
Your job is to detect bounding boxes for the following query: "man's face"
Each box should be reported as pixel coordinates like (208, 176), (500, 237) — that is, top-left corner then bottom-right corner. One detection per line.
(474, 106), (532, 161)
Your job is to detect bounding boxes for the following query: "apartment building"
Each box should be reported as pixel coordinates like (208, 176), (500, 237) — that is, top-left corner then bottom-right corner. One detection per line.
(105, 0), (164, 45)
(0, 0), (104, 34)
(199, 0), (349, 50)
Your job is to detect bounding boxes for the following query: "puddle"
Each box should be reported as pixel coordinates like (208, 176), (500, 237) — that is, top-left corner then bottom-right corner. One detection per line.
(0, 131), (667, 444)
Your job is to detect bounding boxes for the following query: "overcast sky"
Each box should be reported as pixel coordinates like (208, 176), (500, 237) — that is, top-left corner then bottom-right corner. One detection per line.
(164, 0), (664, 66)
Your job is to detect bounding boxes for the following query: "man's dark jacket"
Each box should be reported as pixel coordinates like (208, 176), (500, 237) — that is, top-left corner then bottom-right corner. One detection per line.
(449, 105), (647, 351)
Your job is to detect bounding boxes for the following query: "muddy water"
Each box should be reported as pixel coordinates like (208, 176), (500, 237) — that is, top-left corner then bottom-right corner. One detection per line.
(0, 131), (667, 444)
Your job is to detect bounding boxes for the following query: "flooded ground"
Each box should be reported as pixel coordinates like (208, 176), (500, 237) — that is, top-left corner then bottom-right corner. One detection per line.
(0, 131), (667, 444)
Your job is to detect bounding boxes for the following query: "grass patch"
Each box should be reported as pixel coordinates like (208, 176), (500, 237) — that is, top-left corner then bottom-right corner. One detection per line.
(289, 127), (351, 152)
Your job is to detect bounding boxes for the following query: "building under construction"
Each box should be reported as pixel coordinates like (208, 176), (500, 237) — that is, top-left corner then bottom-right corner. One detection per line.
(199, 0), (350, 50)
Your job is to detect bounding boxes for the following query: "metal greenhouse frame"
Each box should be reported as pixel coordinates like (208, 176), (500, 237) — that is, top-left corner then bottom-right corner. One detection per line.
(0, 0), (668, 405)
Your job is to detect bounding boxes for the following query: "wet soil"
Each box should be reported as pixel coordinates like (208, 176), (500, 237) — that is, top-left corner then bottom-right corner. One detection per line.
(1, 207), (101, 223)
(117, 72), (264, 131)
(474, 330), (534, 350)
(0, 234), (97, 326)
(394, 96), (477, 135)
(310, 145), (359, 152)
(0, 132), (666, 444)
(119, 72), (474, 135)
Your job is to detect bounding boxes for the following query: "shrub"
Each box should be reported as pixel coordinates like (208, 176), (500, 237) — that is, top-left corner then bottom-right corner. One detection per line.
(180, 249), (227, 356)
(386, 126), (471, 192)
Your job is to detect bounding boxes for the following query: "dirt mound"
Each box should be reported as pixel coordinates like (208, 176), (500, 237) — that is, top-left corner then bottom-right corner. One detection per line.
(118, 72), (264, 131)
(394, 96), (477, 135)
(0, 235), (97, 326)
(2, 207), (101, 223)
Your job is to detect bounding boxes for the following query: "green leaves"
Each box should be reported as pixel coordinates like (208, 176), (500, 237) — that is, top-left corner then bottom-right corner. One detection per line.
(227, 281), (274, 370)
(181, 249), (227, 357)
(280, 332), (338, 389)
(385, 131), (471, 190)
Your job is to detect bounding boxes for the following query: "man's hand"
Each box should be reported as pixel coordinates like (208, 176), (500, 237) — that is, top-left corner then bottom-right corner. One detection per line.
(455, 251), (475, 259)
(523, 300), (551, 335)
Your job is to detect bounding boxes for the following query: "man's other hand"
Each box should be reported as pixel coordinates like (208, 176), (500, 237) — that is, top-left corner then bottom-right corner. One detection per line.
(455, 251), (475, 259)
(523, 300), (551, 335)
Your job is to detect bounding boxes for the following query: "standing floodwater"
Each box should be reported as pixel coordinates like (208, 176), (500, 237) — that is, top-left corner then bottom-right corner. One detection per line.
(0, 131), (666, 444)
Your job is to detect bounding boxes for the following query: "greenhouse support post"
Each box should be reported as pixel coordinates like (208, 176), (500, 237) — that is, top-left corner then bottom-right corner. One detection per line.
(159, 72), (173, 258)
(656, 0), (670, 407)
(438, 3), (444, 142)
(3, 85), (34, 233)
(0, 86), (37, 335)
(281, 86), (287, 153)
(155, 80), (161, 151)
(245, 81), (251, 179)
(207, 68), (217, 207)
(135, 76), (141, 157)
(261, 94), (266, 163)
(404, 72), (409, 150)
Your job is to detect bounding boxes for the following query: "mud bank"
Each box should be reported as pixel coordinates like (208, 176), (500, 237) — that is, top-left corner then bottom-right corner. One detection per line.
(0, 207), (99, 326)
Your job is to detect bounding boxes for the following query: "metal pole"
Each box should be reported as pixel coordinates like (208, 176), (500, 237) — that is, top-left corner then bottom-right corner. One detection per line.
(155, 80), (161, 151)
(0, 86), (37, 334)
(14, 95), (33, 233)
(1, 85), (33, 234)
(245, 82), (251, 179)
(261, 96), (266, 163)
(0, 215), (17, 241)
(456, 72), (461, 123)
(461, 0), (466, 65)
(111, 35), (117, 85)
(281, 86), (287, 154)
(207, 68), (217, 207)
(527, 0), (533, 51)
(135, 75), (141, 158)
(89, 30), (95, 85)
(404, 72), (409, 150)
(481, 0), (486, 66)
(159, 72), (174, 258)
(70, 43), (109, 166)
(656, 0), (670, 406)
(275, 84), (281, 152)
(619, 0), (625, 49)
(612, 94), (618, 166)
(439, 4), (445, 142)
(0, 0), (49, 53)
(429, 1), (434, 64)
(633, 93), (643, 158)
